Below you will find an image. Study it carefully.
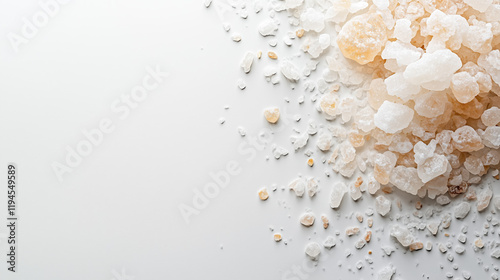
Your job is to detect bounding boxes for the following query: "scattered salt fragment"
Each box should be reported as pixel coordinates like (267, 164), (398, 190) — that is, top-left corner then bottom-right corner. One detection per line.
(463, 271), (472, 280)
(356, 260), (364, 270)
(274, 233), (282, 242)
(441, 213), (452, 229)
(258, 187), (269, 200)
(390, 225), (415, 247)
(258, 19), (278, 37)
(223, 22), (231, 32)
(355, 239), (366, 249)
(409, 242), (423, 252)
(375, 195), (391, 216)
(377, 265), (395, 280)
(237, 79), (246, 90)
(367, 218), (373, 228)
(382, 246), (395, 256)
(306, 178), (318, 197)
(305, 242), (321, 260)
(346, 227), (360, 236)
(492, 249), (500, 259)
(438, 243), (447, 253)
(237, 126), (246, 136)
(364, 231), (372, 242)
(280, 60), (300, 82)
(425, 242), (432, 251)
(203, 0), (212, 8)
(321, 215), (329, 229)
(264, 107), (280, 124)
(374, 101), (414, 134)
(231, 33), (242, 42)
(474, 238), (484, 249)
(454, 202), (471, 219)
(289, 178), (306, 197)
(272, 145), (289, 159)
(477, 187), (493, 212)
(355, 212), (363, 223)
(323, 236), (336, 249)
(455, 246), (465, 254)
(240, 52), (255, 73)
(291, 133), (309, 150)
(446, 253), (454, 262)
(330, 182), (348, 209)
(458, 234), (467, 244)
(300, 212), (315, 227)
(427, 222), (439, 236)
(349, 181), (362, 201)
(436, 195), (451, 205)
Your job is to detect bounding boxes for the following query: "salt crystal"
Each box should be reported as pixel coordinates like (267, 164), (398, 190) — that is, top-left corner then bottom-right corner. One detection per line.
(454, 202), (471, 219)
(289, 178), (306, 197)
(354, 239), (366, 249)
(427, 222), (439, 235)
(323, 236), (336, 249)
(478, 50), (500, 86)
(464, 0), (493, 13)
(300, 8), (325, 32)
(346, 227), (360, 236)
(436, 195), (451, 205)
(451, 126), (484, 153)
(390, 166), (424, 195)
(377, 266), (395, 280)
(477, 187), (493, 212)
(417, 154), (448, 183)
(492, 249), (500, 259)
(285, 0), (304, 9)
(374, 101), (414, 134)
(300, 212), (315, 227)
(264, 107), (280, 124)
(330, 182), (347, 209)
(375, 195), (391, 216)
(382, 41), (423, 67)
(493, 196), (500, 210)
(240, 52), (255, 73)
(307, 178), (318, 197)
(231, 33), (242, 42)
(280, 60), (300, 82)
(305, 242), (321, 260)
(258, 19), (278, 37)
(393, 18), (412, 43)
(481, 107), (500, 127)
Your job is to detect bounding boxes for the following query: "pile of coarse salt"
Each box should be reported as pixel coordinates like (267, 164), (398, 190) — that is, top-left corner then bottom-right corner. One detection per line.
(206, 0), (500, 277)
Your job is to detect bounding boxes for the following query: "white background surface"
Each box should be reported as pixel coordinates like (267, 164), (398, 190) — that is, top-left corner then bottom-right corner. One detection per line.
(0, 0), (497, 279)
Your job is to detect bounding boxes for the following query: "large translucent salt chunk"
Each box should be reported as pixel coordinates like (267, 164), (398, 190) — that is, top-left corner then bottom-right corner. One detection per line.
(390, 225), (415, 247)
(393, 18), (412, 43)
(451, 72), (480, 104)
(258, 19), (278, 37)
(355, 106), (375, 133)
(464, 0), (493, 12)
(414, 91), (448, 118)
(478, 50), (500, 86)
(482, 126), (500, 148)
(375, 195), (391, 216)
(417, 154), (449, 183)
(381, 41), (423, 66)
(337, 14), (387, 65)
(390, 166), (424, 195)
(413, 140), (437, 165)
(463, 21), (493, 54)
(384, 72), (421, 101)
(240, 52), (255, 73)
(481, 107), (500, 127)
(301, 8), (325, 32)
(452, 126), (484, 152)
(374, 101), (414, 134)
(404, 49), (462, 90)
(280, 60), (300, 82)
(374, 153), (393, 185)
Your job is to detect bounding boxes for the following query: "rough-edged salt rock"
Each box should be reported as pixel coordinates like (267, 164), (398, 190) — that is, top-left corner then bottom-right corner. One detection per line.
(240, 52), (255, 73)
(481, 107), (500, 127)
(330, 182), (348, 209)
(384, 72), (421, 101)
(393, 18), (412, 43)
(300, 8), (325, 32)
(413, 140), (437, 165)
(375, 195), (391, 216)
(492, 249), (500, 259)
(350, 182), (362, 201)
(289, 178), (306, 197)
(272, 145), (289, 159)
(436, 195), (451, 205)
(477, 187), (493, 212)
(483, 127), (500, 148)
(306, 178), (318, 197)
(478, 50), (500, 85)
(377, 266), (395, 280)
(323, 236), (336, 249)
(354, 239), (366, 249)
(417, 154), (449, 183)
(404, 49), (462, 91)
(305, 242), (321, 260)
(300, 212), (315, 227)
(414, 91), (448, 118)
(382, 41), (423, 66)
(374, 101), (414, 134)
(280, 60), (300, 82)
(427, 222), (439, 235)
(451, 126), (484, 153)
(464, 0), (493, 13)
(390, 166), (424, 195)
(390, 225), (415, 247)
(451, 72), (480, 104)
(258, 19), (278, 36)
(454, 202), (471, 219)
